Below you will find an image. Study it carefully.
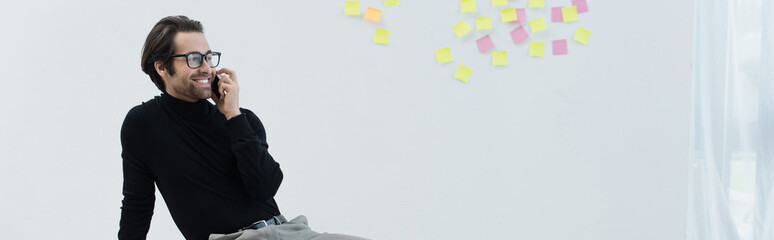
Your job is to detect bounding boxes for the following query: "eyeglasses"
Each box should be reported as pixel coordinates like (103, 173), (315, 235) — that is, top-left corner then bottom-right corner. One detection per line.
(171, 51), (221, 69)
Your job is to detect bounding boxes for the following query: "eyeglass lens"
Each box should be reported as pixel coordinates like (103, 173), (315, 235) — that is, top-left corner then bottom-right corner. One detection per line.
(187, 52), (220, 68)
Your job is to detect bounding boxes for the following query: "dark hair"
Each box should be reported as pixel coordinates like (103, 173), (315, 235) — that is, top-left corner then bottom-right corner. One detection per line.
(141, 15), (204, 92)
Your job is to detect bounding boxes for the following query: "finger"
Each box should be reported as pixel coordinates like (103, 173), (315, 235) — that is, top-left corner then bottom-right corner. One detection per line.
(216, 68), (237, 83)
(219, 82), (232, 97)
(219, 78), (239, 89)
(218, 73), (234, 85)
(218, 79), (229, 90)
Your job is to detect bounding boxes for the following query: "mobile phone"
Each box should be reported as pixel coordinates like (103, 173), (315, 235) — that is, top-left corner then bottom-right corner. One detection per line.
(211, 75), (221, 99)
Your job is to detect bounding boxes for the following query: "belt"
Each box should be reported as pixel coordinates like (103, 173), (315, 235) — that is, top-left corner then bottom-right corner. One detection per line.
(240, 215), (287, 231)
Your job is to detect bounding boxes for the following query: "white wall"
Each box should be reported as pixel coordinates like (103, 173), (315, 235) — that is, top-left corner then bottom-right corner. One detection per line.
(0, 0), (693, 239)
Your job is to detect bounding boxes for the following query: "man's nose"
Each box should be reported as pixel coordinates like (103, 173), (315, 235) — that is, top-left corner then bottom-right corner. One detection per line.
(199, 61), (213, 75)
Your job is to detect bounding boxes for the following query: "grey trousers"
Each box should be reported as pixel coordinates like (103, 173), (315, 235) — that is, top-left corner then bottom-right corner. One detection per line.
(208, 215), (369, 240)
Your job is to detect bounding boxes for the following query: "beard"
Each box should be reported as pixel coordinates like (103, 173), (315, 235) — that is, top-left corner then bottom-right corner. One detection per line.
(170, 75), (212, 100)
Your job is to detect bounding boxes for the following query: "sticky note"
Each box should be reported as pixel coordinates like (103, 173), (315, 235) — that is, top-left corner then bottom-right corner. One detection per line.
(454, 64), (472, 83)
(514, 8), (527, 23)
(510, 25), (529, 44)
(492, 51), (507, 66)
(435, 47), (452, 64)
(374, 28), (389, 45)
(573, 27), (591, 45)
(529, 18), (547, 32)
(551, 7), (563, 22)
(492, 0), (507, 7)
(453, 20), (472, 38)
(552, 39), (567, 55)
(529, 0), (544, 8)
(562, 6), (578, 22)
(364, 7), (382, 22)
(572, 0), (589, 13)
(476, 35), (495, 53)
(500, 8), (518, 22)
(529, 41), (544, 57)
(345, 1), (360, 16)
(477, 17), (492, 30)
(461, 0), (477, 12)
(385, 0), (400, 6)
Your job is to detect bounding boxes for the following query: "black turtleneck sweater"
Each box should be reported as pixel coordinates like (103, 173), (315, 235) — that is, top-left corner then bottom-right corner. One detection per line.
(118, 93), (283, 240)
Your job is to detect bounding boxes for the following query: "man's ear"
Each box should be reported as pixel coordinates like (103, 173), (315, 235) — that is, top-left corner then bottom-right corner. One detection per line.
(154, 61), (168, 78)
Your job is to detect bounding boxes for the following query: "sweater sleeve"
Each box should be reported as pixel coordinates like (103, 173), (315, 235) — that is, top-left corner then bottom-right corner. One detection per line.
(118, 106), (156, 240)
(225, 109), (284, 201)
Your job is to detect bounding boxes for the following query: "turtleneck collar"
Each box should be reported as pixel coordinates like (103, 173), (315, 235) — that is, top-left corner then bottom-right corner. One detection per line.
(160, 93), (213, 120)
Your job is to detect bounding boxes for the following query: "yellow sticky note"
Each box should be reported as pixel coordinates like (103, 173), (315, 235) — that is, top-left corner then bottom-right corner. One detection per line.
(574, 27), (591, 45)
(529, 41), (544, 57)
(345, 1), (360, 16)
(500, 8), (518, 22)
(476, 17), (492, 30)
(528, 0), (544, 8)
(364, 7), (382, 22)
(492, 51), (507, 66)
(374, 28), (389, 45)
(453, 20), (472, 38)
(529, 18), (547, 32)
(454, 64), (472, 83)
(435, 47), (452, 64)
(461, 0), (477, 12)
(385, 0), (399, 6)
(492, 0), (507, 7)
(562, 6), (578, 22)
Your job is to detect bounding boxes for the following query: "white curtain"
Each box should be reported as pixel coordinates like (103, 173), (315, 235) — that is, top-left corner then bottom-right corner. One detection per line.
(688, 0), (774, 240)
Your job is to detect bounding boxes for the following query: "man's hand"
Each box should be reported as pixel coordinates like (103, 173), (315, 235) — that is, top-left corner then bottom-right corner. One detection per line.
(211, 68), (241, 120)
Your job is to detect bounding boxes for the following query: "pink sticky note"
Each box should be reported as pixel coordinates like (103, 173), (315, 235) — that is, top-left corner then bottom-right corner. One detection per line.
(572, 0), (589, 13)
(551, 7), (563, 22)
(517, 8), (527, 23)
(510, 26), (529, 45)
(477, 35), (495, 53)
(553, 39), (568, 55)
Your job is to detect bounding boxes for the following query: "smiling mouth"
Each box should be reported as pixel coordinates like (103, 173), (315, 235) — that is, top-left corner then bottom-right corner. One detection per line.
(192, 75), (211, 85)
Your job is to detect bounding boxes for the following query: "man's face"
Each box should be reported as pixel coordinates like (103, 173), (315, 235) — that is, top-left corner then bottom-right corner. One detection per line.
(163, 31), (215, 102)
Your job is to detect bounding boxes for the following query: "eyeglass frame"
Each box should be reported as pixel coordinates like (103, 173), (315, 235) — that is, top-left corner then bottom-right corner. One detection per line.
(170, 51), (222, 69)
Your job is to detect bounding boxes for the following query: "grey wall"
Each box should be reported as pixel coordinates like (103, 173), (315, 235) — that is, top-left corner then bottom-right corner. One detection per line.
(0, 0), (693, 239)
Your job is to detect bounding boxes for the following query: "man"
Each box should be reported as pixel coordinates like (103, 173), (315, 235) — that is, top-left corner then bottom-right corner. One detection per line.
(119, 15), (366, 240)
